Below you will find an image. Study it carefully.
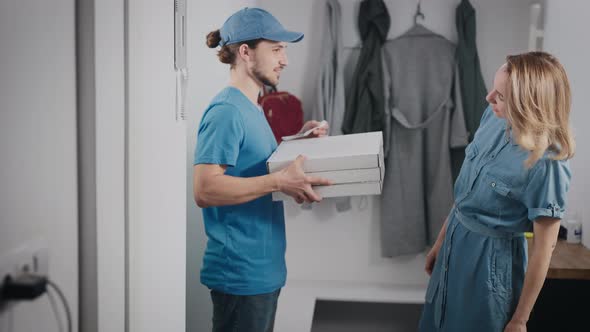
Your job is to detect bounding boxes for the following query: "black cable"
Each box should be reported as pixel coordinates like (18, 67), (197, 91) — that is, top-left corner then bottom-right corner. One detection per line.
(46, 279), (72, 332)
(47, 286), (65, 332)
(1, 274), (71, 332)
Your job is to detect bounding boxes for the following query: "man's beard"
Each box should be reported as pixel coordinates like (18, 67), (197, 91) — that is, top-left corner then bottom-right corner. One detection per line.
(252, 65), (278, 88)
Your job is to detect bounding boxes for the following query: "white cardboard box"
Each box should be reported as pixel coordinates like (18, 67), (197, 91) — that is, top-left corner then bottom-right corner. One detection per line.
(306, 168), (381, 184)
(272, 181), (382, 201)
(267, 132), (385, 201)
(267, 131), (384, 173)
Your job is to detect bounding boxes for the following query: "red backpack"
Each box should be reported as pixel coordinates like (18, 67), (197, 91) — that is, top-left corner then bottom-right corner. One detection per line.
(258, 87), (303, 143)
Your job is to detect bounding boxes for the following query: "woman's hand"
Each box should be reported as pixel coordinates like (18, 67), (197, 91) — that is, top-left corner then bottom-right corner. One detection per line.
(504, 319), (527, 332)
(425, 215), (449, 276)
(507, 217), (559, 332)
(425, 242), (442, 276)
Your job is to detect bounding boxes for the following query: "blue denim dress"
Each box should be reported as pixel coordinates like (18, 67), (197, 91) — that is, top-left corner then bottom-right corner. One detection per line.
(419, 106), (571, 332)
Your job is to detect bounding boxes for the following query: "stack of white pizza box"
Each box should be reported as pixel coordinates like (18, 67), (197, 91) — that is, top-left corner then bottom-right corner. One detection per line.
(267, 131), (385, 201)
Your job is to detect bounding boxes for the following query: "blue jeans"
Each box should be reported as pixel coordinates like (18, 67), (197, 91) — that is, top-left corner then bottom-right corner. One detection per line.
(210, 289), (281, 332)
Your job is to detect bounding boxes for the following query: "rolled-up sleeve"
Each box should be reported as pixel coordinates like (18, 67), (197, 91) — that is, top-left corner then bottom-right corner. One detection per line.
(521, 158), (572, 221)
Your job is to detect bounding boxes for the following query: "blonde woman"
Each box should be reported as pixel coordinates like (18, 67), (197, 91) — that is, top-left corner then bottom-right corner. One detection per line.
(419, 52), (575, 332)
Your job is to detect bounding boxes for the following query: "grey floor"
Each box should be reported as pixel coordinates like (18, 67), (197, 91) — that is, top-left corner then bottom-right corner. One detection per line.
(311, 301), (423, 332)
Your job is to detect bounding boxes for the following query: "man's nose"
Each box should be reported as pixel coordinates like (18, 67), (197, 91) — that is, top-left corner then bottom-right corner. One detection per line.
(280, 53), (288, 67)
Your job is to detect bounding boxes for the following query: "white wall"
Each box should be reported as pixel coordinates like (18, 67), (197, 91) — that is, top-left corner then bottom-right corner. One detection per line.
(256, 0), (534, 286)
(185, 2), (258, 331)
(544, 0), (590, 248)
(127, 0), (186, 331)
(0, 1), (79, 331)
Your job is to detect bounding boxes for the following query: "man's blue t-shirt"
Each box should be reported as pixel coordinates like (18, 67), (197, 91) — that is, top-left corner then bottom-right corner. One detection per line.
(194, 86), (286, 295)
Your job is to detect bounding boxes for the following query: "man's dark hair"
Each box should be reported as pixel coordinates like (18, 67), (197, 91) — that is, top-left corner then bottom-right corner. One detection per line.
(206, 30), (263, 68)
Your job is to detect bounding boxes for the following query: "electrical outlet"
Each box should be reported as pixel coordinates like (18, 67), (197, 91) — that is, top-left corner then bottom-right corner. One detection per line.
(30, 246), (49, 277)
(0, 239), (49, 283)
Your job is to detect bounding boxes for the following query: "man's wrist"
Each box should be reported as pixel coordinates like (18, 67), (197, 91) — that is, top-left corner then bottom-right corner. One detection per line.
(268, 172), (282, 192)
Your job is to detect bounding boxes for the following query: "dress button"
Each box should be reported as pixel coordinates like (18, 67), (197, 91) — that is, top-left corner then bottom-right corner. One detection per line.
(491, 182), (496, 187)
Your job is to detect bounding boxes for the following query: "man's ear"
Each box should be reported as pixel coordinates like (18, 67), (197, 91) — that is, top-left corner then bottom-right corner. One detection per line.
(238, 44), (251, 62)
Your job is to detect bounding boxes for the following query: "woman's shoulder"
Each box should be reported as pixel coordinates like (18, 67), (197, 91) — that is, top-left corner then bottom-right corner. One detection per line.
(528, 154), (571, 183)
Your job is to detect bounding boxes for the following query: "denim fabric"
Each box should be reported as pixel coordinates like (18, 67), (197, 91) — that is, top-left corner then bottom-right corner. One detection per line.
(419, 106), (571, 331)
(210, 289), (281, 332)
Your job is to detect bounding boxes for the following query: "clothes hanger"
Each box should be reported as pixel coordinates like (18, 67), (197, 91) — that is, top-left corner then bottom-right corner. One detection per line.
(414, 0), (425, 25)
(346, 0), (427, 48)
(398, 0), (444, 40)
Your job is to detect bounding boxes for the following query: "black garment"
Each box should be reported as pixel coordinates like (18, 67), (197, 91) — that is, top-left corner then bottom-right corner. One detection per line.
(341, 0), (390, 134)
(452, 0), (489, 180)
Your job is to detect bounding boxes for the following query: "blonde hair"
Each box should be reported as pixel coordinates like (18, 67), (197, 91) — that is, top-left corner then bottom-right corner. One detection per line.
(505, 51), (575, 168)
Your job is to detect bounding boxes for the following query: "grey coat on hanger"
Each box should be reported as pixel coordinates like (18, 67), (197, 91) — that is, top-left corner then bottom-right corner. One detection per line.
(380, 24), (469, 257)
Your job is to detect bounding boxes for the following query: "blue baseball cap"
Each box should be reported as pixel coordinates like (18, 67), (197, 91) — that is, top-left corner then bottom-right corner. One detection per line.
(219, 8), (304, 46)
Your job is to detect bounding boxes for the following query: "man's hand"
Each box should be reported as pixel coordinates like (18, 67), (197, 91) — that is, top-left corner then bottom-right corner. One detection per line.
(299, 120), (329, 138)
(275, 155), (332, 204)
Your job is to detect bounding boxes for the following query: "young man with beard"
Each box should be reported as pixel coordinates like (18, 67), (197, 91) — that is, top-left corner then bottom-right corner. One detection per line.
(193, 7), (331, 332)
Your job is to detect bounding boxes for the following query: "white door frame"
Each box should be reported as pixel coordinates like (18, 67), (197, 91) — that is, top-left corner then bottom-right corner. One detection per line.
(78, 0), (127, 331)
